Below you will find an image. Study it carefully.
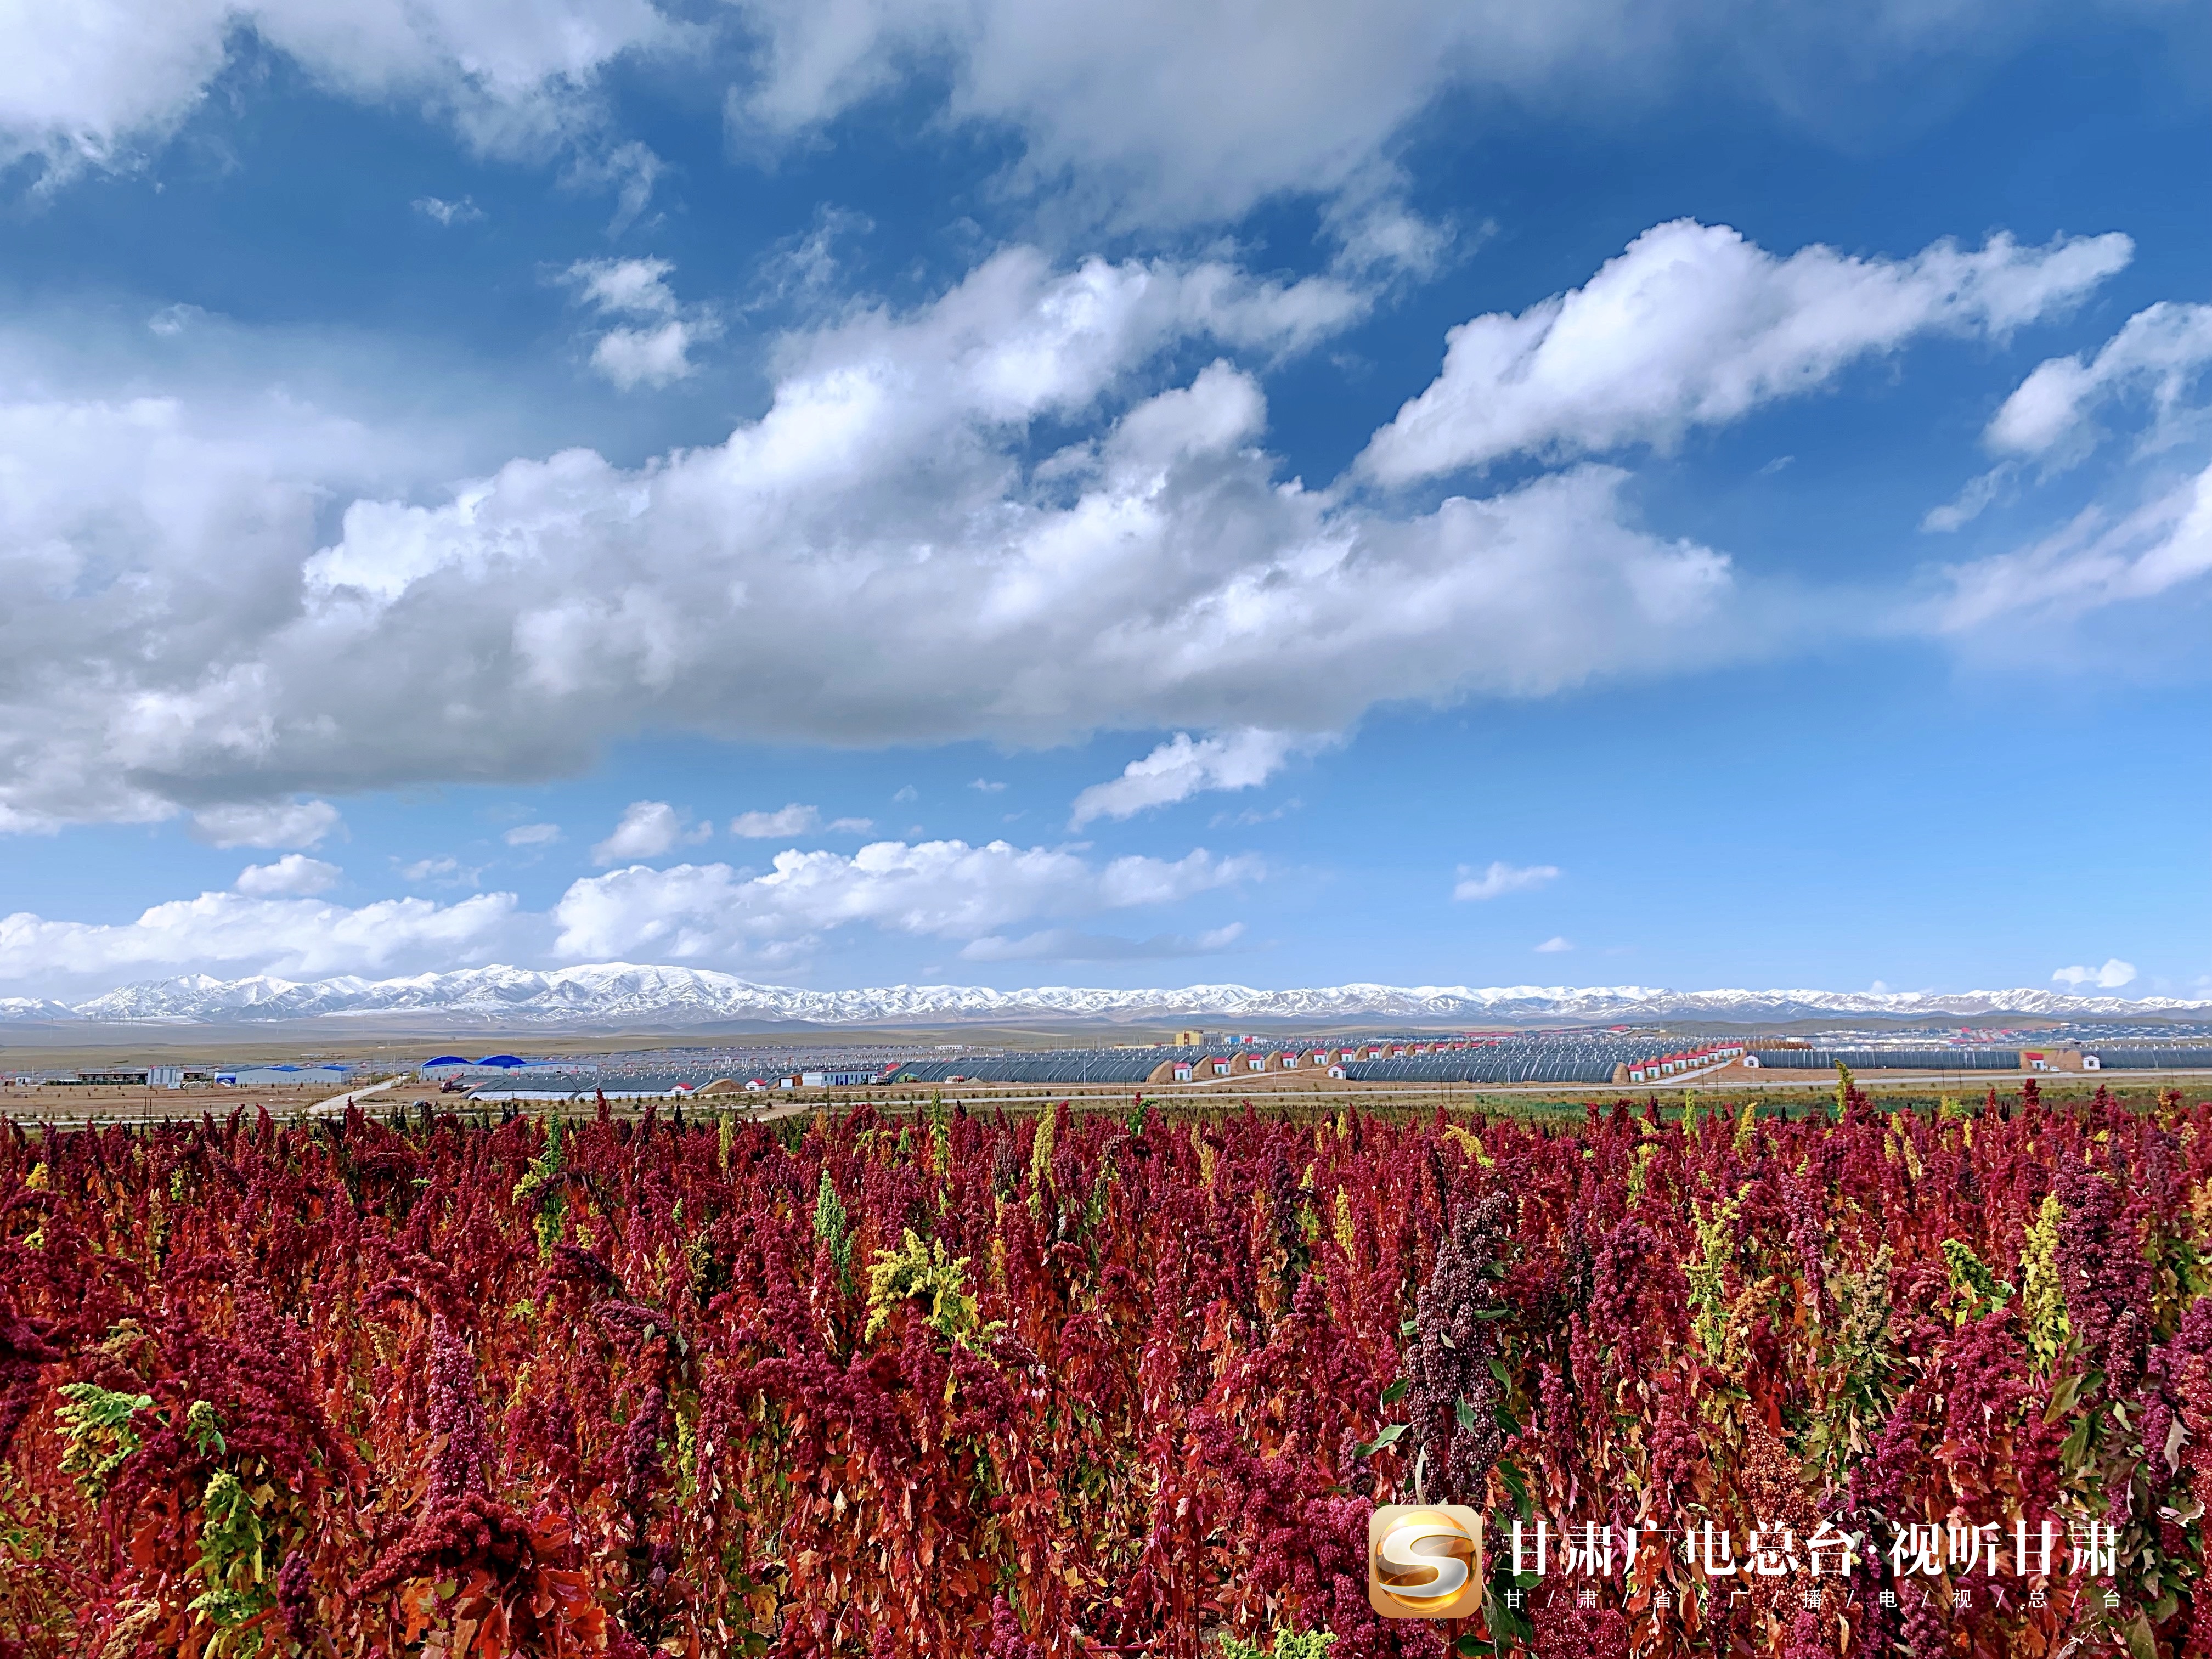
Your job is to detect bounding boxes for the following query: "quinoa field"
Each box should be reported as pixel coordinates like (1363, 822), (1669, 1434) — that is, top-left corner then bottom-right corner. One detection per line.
(4, 1082), (2210, 1657)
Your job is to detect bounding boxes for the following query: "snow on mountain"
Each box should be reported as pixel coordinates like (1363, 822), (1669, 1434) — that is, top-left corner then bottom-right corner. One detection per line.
(0, 995), (77, 1022)
(7, 965), (2207, 1029)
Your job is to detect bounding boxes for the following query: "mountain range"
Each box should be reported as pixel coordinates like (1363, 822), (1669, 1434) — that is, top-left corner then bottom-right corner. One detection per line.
(1, 964), (2205, 1031)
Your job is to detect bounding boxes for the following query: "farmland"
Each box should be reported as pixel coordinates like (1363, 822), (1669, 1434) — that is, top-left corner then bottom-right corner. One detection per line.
(3, 1081), (2210, 1656)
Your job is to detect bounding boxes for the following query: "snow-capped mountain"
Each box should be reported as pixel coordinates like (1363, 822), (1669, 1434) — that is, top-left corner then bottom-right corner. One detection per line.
(4, 964), (2206, 1029)
(0, 996), (78, 1022)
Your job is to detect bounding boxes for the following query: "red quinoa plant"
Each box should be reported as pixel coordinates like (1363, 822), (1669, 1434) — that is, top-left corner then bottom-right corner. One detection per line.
(0, 1086), (2209, 1657)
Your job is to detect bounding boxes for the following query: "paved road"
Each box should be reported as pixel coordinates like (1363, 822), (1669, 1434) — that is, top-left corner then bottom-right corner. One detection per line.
(313, 1080), (815, 1124)
(310, 1076), (402, 1116)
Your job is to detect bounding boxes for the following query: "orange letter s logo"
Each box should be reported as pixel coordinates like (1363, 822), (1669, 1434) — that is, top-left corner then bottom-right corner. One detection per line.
(1368, 1505), (1485, 1619)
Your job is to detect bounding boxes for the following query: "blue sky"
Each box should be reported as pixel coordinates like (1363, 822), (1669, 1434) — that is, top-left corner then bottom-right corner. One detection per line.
(0, 0), (2205, 1002)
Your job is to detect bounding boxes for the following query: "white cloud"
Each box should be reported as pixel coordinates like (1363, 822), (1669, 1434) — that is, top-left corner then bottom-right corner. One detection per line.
(826, 816), (875, 833)
(730, 803), (820, 837)
(1453, 861), (1561, 901)
(1324, 192), (1460, 285)
(0, 889), (516, 984)
(0, 368), (473, 830)
(591, 800), (710, 865)
(190, 799), (342, 850)
(563, 140), (665, 235)
(1069, 727), (1312, 827)
(591, 321), (706, 388)
(568, 256), (679, 317)
(1931, 464), (2212, 629)
(751, 207), (876, 309)
(1926, 291), (2212, 617)
(0, 239), (1779, 831)
(233, 854), (341, 897)
(970, 778), (1008, 794)
(0, 0), (679, 178)
(893, 785), (919, 803)
(1986, 301), (2212, 462)
(1358, 221), (2131, 484)
(504, 821), (562, 846)
(0, 0), (2151, 257)
(1212, 798), (1298, 828)
(147, 302), (208, 337)
(960, 922), (1245, 961)
(412, 195), (482, 225)
(733, 0), (1482, 234)
(727, 0), (2073, 240)
(567, 258), (719, 388)
(2052, 958), (2137, 990)
(398, 855), (481, 887)
(1533, 935), (1573, 953)
(0, 832), (1254, 989)
(551, 838), (1257, 958)
(1922, 466), (2010, 534)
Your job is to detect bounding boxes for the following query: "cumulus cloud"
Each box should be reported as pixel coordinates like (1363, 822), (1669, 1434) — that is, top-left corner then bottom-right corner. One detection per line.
(0, 889), (516, 984)
(0, 0), (678, 177)
(0, 368), (476, 830)
(1358, 221), (2130, 484)
(233, 854), (341, 897)
(960, 922), (1246, 961)
(731, 803), (820, 837)
(1453, 861), (1561, 901)
(2052, 958), (2136, 990)
(591, 801), (710, 865)
(189, 799), (342, 850)
(551, 838), (1257, 958)
(566, 258), (719, 388)
(591, 321), (712, 387)
(568, 256), (679, 317)
(0, 235), (1854, 833)
(1069, 728), (1313, 827)
(504, 822), (562, 846)
(1987, 301), (2212, 462)
(727, 805), (871, 837)
(0, 830), (1257, 990)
